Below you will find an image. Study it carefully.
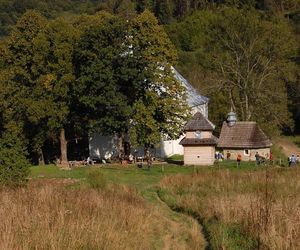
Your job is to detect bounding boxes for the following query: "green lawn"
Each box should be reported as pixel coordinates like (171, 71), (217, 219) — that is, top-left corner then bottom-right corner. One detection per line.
(30, 164), (195, 202)
(30, 161), (267, 201)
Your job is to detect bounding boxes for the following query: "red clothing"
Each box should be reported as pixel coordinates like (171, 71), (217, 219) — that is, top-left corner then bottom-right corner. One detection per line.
(237, 154), (242, 161)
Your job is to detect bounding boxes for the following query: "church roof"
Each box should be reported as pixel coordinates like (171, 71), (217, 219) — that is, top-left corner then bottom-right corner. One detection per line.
(218, 122), (272, 149)
(173, 67), (209, 107)
(180, 136), (218, 146)
(183, 112), (215, 131)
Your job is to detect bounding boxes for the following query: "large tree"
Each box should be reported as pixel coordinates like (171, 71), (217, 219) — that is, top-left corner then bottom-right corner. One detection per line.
(168, 8), (298, 134)
(1, 11), (80, 165)
(126, 10), (190, 149)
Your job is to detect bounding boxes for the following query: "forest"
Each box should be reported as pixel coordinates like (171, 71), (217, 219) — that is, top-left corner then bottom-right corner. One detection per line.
(0, 0), (299, 169)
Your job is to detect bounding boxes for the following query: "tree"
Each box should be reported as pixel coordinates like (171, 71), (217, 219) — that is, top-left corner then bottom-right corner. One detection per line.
(0, 132), (30, 187)
(74, 13), (132, 156)
(169, 8), (298, 134)
(33, 18), (80, 166)
(1, 11), (80, 166)
(126, 10), (190, 149)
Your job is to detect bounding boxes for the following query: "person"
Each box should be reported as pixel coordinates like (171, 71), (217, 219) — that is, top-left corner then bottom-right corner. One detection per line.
(269, 152), (273, 165)
(218, 152), (224, 161)
(215, 151), (219, 160)
(237, 154), (242, 167)
(128, 154), (134, 164)
(145, 149), (152, 170)
(255, 152), (260, 165)
(86, 156), (94, 165)
(296, 155), (299, 164)
(290, 154), (297, 167)
(227, 152), (231, 160)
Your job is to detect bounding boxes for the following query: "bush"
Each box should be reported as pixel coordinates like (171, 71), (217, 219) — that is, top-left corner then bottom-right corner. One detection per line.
(0, 133), (30, 187)
(86, 169), (107, 189)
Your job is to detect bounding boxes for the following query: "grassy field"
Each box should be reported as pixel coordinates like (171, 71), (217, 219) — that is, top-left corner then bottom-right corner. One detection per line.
(159, 165), (300, 250)
(2, 159), (300, 249)
(1, 164), (206, 250)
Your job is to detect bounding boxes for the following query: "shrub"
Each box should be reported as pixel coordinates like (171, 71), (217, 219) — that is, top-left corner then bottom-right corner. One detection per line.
(0, 133), (30, 187)
(86, 168), (107, 189)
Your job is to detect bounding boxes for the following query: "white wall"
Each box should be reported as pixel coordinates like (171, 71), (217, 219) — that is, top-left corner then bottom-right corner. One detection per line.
(89, 104), (208, 159)
(89, 134), (118, 159)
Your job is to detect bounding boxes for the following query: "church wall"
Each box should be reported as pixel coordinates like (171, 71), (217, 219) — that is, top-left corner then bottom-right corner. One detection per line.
(184, 146), (215, 165)
(222, 148), (271, 161)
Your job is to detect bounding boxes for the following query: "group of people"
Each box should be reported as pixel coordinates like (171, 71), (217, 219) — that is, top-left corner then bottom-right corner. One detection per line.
(254, 152), (272, 165)
(236, 152), (273, 166)
(288, 154), (299, 167)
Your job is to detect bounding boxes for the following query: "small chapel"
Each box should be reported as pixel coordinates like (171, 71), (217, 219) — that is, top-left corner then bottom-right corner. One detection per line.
(180, 112), (218, 165)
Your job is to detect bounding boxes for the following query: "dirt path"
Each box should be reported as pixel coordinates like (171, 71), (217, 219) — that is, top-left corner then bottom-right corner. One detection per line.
(273, 137), (300, 157)
(154, 191), (207, 250)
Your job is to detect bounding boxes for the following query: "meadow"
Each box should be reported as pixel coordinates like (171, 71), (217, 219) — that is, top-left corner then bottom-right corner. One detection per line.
(159, 166), (300, 249)
(1, 164), (205, 250)
(1, 162), (300, 249)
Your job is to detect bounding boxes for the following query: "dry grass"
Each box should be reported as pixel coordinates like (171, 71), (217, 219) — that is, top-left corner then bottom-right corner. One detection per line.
(160, 168), (300, 249)
(0, 180), (164, 250)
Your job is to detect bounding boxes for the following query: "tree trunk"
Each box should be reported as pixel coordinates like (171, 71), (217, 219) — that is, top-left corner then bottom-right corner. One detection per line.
(117, 133), (125, 159)
(38, 148), (45, 165)
(229, 88), (236, 112)
(59, 128), (68, 167)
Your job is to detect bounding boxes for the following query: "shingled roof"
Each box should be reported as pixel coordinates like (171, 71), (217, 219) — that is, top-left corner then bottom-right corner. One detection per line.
(183, 112), (215, 131)
(218, 122), (272, 149)
(180, 136), (218, 146)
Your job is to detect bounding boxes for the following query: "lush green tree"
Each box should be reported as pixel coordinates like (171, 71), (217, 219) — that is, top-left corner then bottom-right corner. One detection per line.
(168, 8), (298, 134)
(1, 11), (80, 165)
(74, 14), (131, 139)
(33, 17), (80, 165)
(127, 10), (190, 149)
(0, 132), (30, 187)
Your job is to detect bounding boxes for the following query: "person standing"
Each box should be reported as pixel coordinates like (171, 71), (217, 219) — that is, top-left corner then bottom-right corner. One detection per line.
(290, 154), (297, 167)
(255, 152), (260, 165)
(237, 154), (242, 167)
(269, 152), (273, 165)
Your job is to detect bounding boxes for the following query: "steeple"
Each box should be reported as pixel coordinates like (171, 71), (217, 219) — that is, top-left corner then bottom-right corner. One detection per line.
(227, 109), (237, 127)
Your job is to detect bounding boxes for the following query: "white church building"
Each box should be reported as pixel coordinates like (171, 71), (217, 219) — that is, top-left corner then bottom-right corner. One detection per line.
(89, 68), (209, 159)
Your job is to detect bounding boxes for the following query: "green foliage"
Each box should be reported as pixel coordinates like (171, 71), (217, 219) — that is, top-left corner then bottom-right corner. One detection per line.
(128, 10), (190, 147)
(75, 14), (131, 135)
(86, 169), (107, 189)
(0, 133), (30, 186)
(168, 7), (298, 135)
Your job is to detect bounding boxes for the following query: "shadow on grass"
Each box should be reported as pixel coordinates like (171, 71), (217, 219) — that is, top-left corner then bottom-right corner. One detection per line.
(166, 159), (184, 165)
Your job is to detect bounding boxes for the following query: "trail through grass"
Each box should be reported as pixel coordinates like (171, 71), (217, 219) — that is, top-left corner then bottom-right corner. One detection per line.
(30, 164), (207, 249)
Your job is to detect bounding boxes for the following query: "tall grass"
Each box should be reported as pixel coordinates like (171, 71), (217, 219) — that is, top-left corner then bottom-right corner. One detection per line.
(0, 181), (162, 249)
(159, 168), (300, 249)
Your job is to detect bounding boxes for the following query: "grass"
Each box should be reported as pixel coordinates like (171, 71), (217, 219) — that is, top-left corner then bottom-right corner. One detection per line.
(30, 164), (194, 202)
(18, 163), (205, 249)
(159, 166), (300, 250)
(8, 157), (299, 249)
(284, 135), (300, 148)
(0, 181), (167, 249)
